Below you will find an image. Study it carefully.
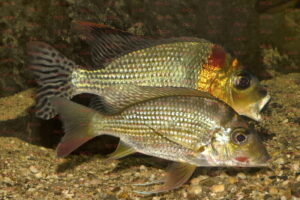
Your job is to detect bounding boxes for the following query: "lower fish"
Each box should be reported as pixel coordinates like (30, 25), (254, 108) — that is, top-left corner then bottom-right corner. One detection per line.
(51, 86), (270, 194)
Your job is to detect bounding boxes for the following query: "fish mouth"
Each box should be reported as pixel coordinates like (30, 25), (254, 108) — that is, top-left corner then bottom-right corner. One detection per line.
(242, 94), (271, 121)
(258, 94), (271, 112)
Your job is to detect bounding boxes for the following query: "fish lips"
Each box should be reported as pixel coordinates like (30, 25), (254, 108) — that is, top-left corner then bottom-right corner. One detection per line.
(243, 94), (271, 121)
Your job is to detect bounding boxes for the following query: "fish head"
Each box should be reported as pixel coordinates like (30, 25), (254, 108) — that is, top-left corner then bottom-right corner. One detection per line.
(227, 69), (270, 121)
(203, 117), (270, 167)
(199, 45), (270, 121)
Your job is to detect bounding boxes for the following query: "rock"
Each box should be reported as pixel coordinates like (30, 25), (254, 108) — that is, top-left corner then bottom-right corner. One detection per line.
(211, 184), (225, 193)
(274, 158), (285, 165)
(139, 165), (147, 171)
(228, 177), (237, 184)
(237, 172), (246, 179)
(34, 172), (43, 178)
(188, 185), (202, 195)
(269, 187), (278, 195)
(29, 165), (38, 174)
(297, 175), (300, 182)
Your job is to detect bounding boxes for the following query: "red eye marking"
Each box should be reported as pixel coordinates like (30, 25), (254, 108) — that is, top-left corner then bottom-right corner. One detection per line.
(235, 156), (248, 163)
(208, 45), (226, 69)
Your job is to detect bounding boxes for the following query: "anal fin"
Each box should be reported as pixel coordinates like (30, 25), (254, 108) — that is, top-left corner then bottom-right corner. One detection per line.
(106, 141), (136, 160)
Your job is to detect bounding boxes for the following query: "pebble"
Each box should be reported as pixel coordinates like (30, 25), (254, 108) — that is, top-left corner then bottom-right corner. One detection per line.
(237, 173), (246, 179)
(211, 184), (225, 193)
(3, 177), (13, 184)
(182, 191), (188, 198)
(35, 172), (43, 178)
(29, 166), (38, 174)
(292, 163), (299, 171)
(297, 175), (300, 182)
(189, 185), (202, 195)
(274, 158), (285, 165)
(190, 175), (208, 185)
(139, 165), (147, 171)
(228, 177), (237, 184)
(269, 187), (278, 195)
(152, 197), (161, 200)
(62, 190), (74, 198)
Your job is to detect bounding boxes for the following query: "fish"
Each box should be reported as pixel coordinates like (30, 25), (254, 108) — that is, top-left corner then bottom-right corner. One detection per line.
(51, 86), (270, 194)
(27, 21), (270, 121)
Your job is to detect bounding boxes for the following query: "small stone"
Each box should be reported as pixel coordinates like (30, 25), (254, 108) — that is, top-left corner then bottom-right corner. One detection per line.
(211, 184), (225, 193)
(139, 165), (147, 171)
(269, 187), (278, 195)
(190, 178), (200, 185)
(34, 172), (43, 178)
(296, 175), (300, 182)
(3, 177), (13, 184)
(280, 196), (287, 200)
(89, 179), (101, 185)
(28, 188), (35, 192)
(29, 166), (38, 174)
(274, 158), (285, 165)
(182, 191), (188, 198)
(62, 190), (74, 198)
(237, 173), (246, 179)
(189, 185), (202, 195)
(282, 180), (289, 186)
(228, 177), (237, 184)
(152, 197), (161, 200)
(292, 163), (299, 171)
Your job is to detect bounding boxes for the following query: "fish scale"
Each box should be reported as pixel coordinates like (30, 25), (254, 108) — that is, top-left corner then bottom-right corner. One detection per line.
(96, 96), (225, 155)
(72, 41), (209, 94)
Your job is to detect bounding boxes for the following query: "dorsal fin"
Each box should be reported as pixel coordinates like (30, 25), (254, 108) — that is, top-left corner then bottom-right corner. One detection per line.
(73, 21), (155, 67)
(73, 21), (202, 67)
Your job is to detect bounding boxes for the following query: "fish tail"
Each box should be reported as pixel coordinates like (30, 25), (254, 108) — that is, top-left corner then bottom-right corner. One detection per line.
(51, 97), (104, 157)
(27, 41), (77, 119)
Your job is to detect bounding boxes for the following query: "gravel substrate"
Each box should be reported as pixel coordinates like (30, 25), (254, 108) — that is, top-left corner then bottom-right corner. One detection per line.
(0, 73), (300, 200)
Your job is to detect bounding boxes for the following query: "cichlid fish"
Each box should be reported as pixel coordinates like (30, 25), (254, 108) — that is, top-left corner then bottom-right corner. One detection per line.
(27, 21), (270, 121)
(51, 86), (270, 194)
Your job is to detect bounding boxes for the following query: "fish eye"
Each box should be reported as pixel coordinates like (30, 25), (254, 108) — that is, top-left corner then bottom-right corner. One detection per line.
(233, 71), (252, 90)
(231, 128), (248, 145)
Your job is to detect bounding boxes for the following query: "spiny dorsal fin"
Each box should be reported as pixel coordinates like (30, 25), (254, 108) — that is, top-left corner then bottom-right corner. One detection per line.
(73, 21), (154, 67)
(73, 21), (202, 67)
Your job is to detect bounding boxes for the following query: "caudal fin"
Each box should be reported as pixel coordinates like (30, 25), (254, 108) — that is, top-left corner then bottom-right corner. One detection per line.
(51, 97), (101, 157)
(27, 41), (77, 119)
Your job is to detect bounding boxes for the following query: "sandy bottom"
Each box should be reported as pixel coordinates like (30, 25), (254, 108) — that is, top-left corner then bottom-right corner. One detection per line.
(0, 73), (300, 200)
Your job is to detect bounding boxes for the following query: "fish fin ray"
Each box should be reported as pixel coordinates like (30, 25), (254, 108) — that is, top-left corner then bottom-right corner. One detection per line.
(27, 41), (77, 119)
(135, 162), (196, 194)
(73, 21), (201, 67)
(106, 141), (136, 160)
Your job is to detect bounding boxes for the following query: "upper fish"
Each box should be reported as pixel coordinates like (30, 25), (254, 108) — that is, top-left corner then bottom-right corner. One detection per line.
(27, 21), (270, 121)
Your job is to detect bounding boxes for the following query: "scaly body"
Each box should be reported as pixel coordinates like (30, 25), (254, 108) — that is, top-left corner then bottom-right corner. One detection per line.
(28, 21), (270, 121)
(52, 87), (270, 194)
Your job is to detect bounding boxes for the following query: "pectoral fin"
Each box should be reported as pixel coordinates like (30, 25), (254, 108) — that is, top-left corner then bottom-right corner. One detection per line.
(106, 141), (136, 160)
